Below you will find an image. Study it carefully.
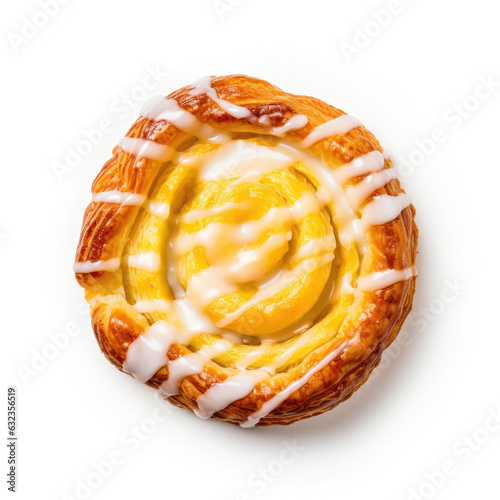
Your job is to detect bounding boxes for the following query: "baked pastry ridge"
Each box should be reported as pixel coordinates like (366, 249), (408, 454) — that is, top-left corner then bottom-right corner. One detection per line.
(74, 75), (418, 426)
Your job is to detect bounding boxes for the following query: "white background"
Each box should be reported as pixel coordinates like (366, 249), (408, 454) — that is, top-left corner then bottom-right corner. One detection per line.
(2, 1), (500, 499)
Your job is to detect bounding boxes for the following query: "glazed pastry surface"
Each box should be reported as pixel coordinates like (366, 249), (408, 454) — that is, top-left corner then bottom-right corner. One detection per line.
(74, 75), (418, 426)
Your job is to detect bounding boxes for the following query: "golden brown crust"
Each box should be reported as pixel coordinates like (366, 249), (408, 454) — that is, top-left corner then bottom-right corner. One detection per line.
(75, 74), (418, 426)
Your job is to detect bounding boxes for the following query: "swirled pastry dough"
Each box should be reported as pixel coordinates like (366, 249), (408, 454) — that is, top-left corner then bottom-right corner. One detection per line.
(74, 75), (418, 426)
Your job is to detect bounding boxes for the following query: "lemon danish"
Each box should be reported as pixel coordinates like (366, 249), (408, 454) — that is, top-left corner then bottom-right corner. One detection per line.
(74, 75), (418, 426)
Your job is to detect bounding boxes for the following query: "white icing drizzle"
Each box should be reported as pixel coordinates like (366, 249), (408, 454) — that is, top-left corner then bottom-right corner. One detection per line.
(124, 298), (226, 383)
(191, 321), (333, 419)
(166, 239), (186, 299)
(228, 233), (292, 282)
(175, 192), (321, 256)
(145, 200), (170, 219)
(357, 267), (417, 292)
(184, 233), (292, 309)
(216, 253), (334, 328)
(186, 266), (238, 310)
(73, 258), (121, 273)
(292, 234), (336, 264)
(269, 114), (309, 135)
(347, 168), (397, 210)
(333, 151), (385, 185)
(123, 321), (191, 383)
(302, 115), (362, 148)
(181, 202), (248, 224)
(105, 101), (416, 421)
(280, 142), (367, 252)
(128, 253), (161, 272)
(133, 299), (171, 313)
(141, 96), (230, 144)
(264, 328), (316, 373)
(158, 339), (233, 397)
(174, 297), (222, 335)
(189, 76), (308, 136)
(190, 76), (253, 120)
(340, 272), (354, 295)
(197, 139), (294, 182)
(195, 369), (270, 419)
(361, 194), (411, 231)
(118, 137), (174, 163)
(92, 191), (146, 206)
(234, 341), (273, 370)
(168, 139), (365, 255)
(240, 336), (359, 427)
(140, 95), (165, 116)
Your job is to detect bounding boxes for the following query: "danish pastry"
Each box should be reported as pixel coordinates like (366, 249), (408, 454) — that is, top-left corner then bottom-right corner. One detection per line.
(74, 75), (418, 426)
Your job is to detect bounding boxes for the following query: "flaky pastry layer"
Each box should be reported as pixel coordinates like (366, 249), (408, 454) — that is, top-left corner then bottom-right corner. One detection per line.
(74, 75), (418, 426)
